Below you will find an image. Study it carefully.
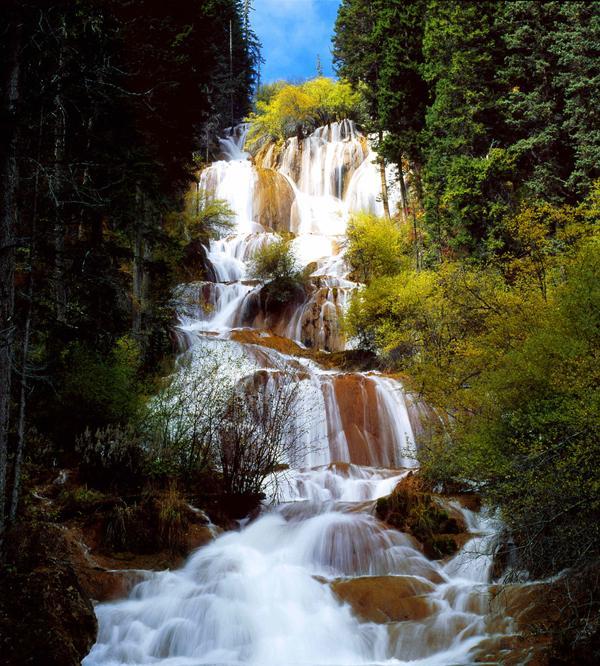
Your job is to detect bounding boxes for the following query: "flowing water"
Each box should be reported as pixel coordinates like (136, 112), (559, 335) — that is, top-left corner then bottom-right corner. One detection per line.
(84, 122), (514, 666)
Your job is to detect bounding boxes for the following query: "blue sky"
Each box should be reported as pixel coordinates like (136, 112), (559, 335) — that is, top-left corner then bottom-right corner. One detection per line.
(252, 0), (341, 83)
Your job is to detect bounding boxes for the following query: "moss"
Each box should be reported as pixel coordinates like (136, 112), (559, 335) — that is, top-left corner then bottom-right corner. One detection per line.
(375, 473), (466, 559)
(58, 486), (109, 518)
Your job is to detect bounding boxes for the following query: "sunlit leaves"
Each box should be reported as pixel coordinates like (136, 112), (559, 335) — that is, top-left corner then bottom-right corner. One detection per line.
(245, 77), (364, 149)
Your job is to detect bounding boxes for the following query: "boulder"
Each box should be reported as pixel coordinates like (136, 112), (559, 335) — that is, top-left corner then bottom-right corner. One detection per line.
(0, 523), (97, 666)
(375, 472), (468, 559)
(332, 575), (437, 623)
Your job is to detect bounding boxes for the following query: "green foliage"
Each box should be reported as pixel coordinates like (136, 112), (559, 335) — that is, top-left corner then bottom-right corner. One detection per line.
(159, 190), (234, 282)
(245, 77), (365, 148)
(334, 0), (427, 164)
(58, 487), (107, 519)
(345, 213), (408, 283)
(433, 239), (600, 576)
(248, 238), (304, 303)
(60, 336), (144, 435)
(5, 0), (261, 476)
(141, 351), (228, 479)
(421, 1), (507, 255)
(375, 476), (462, 559)
(346, 192), (599, 575)
(497, 1), (600, 201)
(157, 486), (191, 554)
(255, 80), (287, 106)
(101, 490), (191, 554)
(333, 0), (600, 258)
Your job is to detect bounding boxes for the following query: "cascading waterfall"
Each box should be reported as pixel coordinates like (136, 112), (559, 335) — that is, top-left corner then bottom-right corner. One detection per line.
(85, 121), (512, 666)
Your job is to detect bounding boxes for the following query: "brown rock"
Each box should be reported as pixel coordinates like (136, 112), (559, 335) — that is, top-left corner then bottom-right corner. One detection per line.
(0, 523), (97, 666)
(253, 168), (295, 232)
(375, 473), (469, 559)
(331, 575), (437, 623)
(472, 635), (551, 665)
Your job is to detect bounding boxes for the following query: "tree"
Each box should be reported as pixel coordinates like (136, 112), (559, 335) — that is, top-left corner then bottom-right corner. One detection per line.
(497, 1), (600, 202)
(245, 77), (364, 149)
(143, 342), (308, 503)
(421, 0), (510, 256)
(333, 0), (428, 218)
(219, 367), (304, 498)
(0, 1), (21, 542)
(345, 212), (406, 283)
(0, 0), (260, 529)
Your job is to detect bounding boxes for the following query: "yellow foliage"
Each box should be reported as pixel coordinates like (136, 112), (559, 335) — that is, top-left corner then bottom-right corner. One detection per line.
(246, 77), (364, 150)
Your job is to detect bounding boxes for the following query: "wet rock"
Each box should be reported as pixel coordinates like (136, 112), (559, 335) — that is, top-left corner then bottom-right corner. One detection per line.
(332, 575), (437, 623)
(230, 329), (306, 356)
(314, 349), (379, 372)
(375, 472), (468, 559)
(472, 635), (551, 665)
(0, 523), (97, 666)
(331, 374), (384, 465)
(296, 285), (346, 351)
(229, 329), (378, 373)
(253, 167), (295, 232)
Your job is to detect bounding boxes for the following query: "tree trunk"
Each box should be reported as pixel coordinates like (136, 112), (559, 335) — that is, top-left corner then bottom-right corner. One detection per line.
(377, 131), (390, 219)
(9, 300), (31, 523)
(398, 165), (410, 222)
(52, 85), (67, 323)
(132, 186), (150, 343)
(397, 160), (420, 270)
(9, 107), (43, 524)
(0, 10), (21, 542)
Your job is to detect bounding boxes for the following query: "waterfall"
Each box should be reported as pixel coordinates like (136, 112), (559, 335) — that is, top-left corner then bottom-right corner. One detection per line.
(84, 122), (510, 666)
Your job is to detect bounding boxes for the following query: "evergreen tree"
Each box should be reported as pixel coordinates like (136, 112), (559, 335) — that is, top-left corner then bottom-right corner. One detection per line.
(0, 0), (260, 527)
(421, 0), (510, 256)
(498, 1), (600, 202)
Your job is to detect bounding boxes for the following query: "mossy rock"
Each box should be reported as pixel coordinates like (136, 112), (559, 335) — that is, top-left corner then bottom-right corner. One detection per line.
(375, 473), (467, 559)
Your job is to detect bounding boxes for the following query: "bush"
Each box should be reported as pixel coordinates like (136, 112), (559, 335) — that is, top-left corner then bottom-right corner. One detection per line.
(376, 474), (463, 559)
(248, 238), (304, 303)
(58, 487), (107, 519)
(76, 424), (146, 491)
(159, 190), (234, 282)
(141, 350), (231, 479)
(101, 490), (191, 555)
(157, 487), (190, 554)
(60, 336), (144, 436)
(345, 212), (408, 283)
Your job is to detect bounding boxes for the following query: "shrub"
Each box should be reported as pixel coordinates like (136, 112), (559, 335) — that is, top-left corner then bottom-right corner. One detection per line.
(60, 336), (144, 436)
(102, 503), (136, 551)
(345, 212), (407, 283)
(375, 474), (463, 559)
(101, 490), (191, 555)
(58, 486), (107, 518)
(248, 238), (304, 303)
(76, 424), (146, 491)
(157, 487), (190, 554)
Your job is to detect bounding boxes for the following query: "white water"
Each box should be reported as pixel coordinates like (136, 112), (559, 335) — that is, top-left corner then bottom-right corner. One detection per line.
(85, 122), (509, 666)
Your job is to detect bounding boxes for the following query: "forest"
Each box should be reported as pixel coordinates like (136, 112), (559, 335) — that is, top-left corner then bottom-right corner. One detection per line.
(1, 1), (599, 665)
